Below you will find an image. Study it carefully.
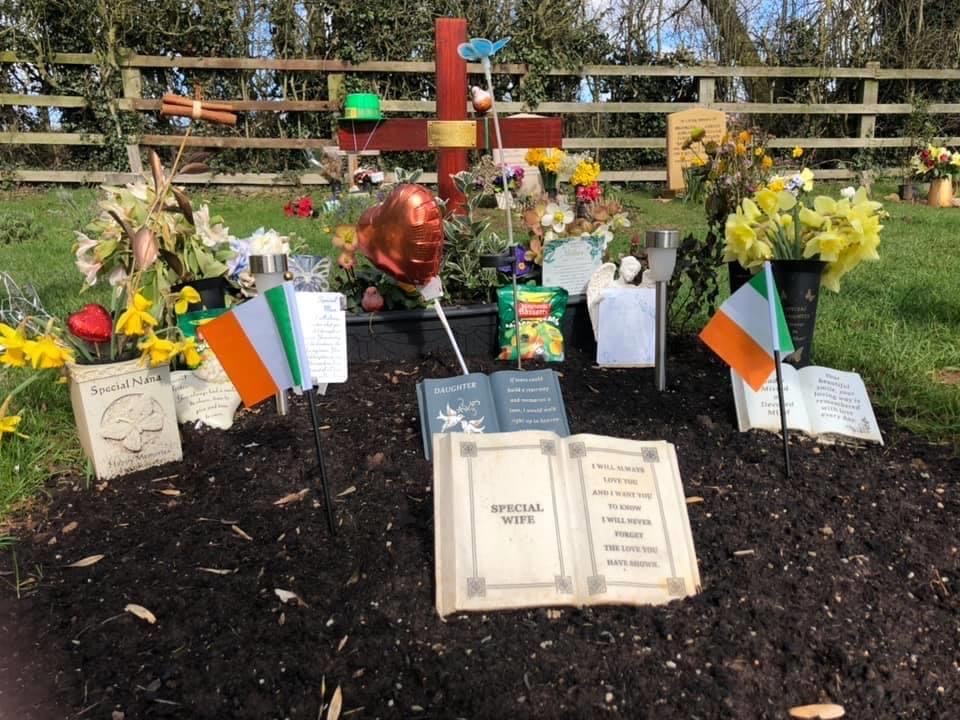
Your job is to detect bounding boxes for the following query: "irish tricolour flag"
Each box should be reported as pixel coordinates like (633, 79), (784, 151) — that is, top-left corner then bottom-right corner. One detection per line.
(699, 268), (794, 392)
(199, 283), (313, 407)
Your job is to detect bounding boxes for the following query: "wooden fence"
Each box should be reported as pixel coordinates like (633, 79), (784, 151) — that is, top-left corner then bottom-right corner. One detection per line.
(2, 51), (960, 186)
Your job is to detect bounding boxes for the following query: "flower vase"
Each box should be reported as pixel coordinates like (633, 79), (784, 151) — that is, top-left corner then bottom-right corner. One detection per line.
(927, 177), (955, 208)
(770, 259), (827, 368)
(495, 192), (514, 210)
(542, 171), (558, 201)
(68, 358), (183, 480)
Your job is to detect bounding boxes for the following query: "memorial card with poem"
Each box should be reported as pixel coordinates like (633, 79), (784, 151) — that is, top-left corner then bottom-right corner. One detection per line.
(433, 431), (701, 616)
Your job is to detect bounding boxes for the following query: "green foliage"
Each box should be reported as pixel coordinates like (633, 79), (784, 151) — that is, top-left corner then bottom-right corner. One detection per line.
(440, 170), (508, 305)
(0, 211), (42, 245)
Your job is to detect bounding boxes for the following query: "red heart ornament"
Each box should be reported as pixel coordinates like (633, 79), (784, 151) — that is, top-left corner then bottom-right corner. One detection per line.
(356, 184), (444, 286)
(67, 303), (113, 344)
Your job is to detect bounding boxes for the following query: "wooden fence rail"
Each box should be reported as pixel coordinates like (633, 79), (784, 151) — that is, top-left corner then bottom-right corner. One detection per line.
(2, 51), (959, 186)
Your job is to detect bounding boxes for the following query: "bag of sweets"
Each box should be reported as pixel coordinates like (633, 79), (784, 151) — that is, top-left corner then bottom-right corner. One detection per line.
(497, 285), (568, 361)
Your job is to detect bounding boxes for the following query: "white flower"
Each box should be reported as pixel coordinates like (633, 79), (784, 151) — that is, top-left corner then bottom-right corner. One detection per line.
(590, 223), (614, 249)
(540, 202), (574, 234)
(75, 256), (101, 286)
(74, 231), (98, 257)
(840, 186), (856, 199)
(108, 266), (128, 287)
(245, 227), (290, 256)
(611, 212), (631, 229)
(194, 204), (232, 248)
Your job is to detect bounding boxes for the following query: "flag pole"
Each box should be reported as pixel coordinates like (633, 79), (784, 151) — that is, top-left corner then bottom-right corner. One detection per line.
(763, 261), (791, 478)
(305, 387), (337, 535)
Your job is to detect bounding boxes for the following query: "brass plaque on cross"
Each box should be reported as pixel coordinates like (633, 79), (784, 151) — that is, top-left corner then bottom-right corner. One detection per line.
(427, 120), (476, 148)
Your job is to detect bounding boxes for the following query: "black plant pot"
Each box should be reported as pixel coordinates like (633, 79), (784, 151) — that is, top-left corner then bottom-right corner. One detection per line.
(172, 276), (232, 313)
(770, 259), (827, 369)
(727, 260), (826, 368)
(345, 295), (594, 362)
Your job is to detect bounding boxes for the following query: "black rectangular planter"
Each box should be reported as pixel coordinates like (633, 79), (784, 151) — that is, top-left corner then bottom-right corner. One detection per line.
(346, 295), (595, 362)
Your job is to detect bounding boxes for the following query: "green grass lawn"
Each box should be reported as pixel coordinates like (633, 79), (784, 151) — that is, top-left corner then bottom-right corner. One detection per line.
(1, 183), (958, 524)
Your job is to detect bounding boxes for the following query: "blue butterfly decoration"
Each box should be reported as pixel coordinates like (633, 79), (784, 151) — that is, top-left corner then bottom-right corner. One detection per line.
(457, 37), (510, 62)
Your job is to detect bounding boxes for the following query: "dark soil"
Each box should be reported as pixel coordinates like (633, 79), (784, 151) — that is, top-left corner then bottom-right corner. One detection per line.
(2, 337), (958, 720)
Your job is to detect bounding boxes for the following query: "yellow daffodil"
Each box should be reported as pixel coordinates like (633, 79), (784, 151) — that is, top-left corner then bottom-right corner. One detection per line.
(0, 323), (28, 368)
(689, 155), (706, 167)
(755, 188), (780, 217)
(138, 334), (178, 367)
(799, 167), (815, 192)
(116, 293), (158, 337)
(179, 337), (202, 368)
(332, 225), (358, 252)
(690, 128), (706, 142)
(791, 146), (804, 159)
(754, 147), (765, 157)
(0, 396), (27, 444)
(761, 155), (773, 170)
(738, 130), (752, 144)
(23, 334), (74, 369)
(174, 286), (201, 315)
(767, 176), (786, 193)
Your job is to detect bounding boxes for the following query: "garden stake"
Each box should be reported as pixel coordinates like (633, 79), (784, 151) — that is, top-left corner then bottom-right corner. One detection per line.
(432, 300), (470, 375)
(763, 262), (792, 478)
(472, 40), (522, 370)
(306, 386), (337, 535)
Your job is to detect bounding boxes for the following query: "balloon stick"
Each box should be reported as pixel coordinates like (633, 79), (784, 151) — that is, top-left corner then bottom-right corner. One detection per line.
(432, 299), (469, 375)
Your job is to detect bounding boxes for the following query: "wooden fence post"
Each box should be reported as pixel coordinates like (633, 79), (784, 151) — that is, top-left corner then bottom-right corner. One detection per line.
(698, 61), (716, 106)
(859, 61), (880, 140)
(119, 51), (144, 175)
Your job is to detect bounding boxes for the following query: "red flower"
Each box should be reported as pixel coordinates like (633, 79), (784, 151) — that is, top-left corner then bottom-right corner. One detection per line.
(576, 182), (601, 202)
(296, 197), (314, 218)
(283, 196), (314, 218)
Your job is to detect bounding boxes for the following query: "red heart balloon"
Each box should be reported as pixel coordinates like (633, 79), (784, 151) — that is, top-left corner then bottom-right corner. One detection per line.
(356, 184), (444, 286)
(67, 303), (113, 344)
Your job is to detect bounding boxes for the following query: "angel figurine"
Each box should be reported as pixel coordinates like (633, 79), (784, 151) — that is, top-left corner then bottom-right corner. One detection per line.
(585, 256), (647, 339)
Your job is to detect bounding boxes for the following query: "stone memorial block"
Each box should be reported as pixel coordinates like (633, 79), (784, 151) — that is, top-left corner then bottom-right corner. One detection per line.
(69, 359), (183, 480)
(666, 108), (726, 191)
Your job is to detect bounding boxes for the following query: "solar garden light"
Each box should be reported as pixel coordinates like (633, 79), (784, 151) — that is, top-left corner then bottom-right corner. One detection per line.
(645, 228), (681, 392)
(249, 253), (293, 415)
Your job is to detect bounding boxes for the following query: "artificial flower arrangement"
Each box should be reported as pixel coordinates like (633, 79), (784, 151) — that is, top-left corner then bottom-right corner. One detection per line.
(517, 195), (631, 277)
(76, 149), (237, 330)
(910, 144), (960, 181)
(723, 170), (885, 292)
(0, 284), (204, 446)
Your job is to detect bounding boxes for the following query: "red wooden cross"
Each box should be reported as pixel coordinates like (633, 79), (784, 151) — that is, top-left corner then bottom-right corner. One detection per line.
(337, 18), (563, 212)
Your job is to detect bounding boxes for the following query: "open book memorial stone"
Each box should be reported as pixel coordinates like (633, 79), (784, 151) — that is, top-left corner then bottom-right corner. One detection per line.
(433, 431), (701, 616)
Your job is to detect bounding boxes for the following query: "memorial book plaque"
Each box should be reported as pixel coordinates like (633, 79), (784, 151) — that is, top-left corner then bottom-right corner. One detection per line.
(433, 431), (701, 617)
(731, 366), (883, 445)
(416, 370), (570, 460)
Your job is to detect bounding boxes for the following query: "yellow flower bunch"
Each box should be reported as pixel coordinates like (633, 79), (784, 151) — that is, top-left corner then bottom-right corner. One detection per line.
(138, 334), (202, 368)
(570, 158), (601, 187)
(0, 319), (76, 446)
(0, 321), (74, 369)
(540, 148), (565, 174)
(724, 172), (884, 292)
(524, 148), (546, 166)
